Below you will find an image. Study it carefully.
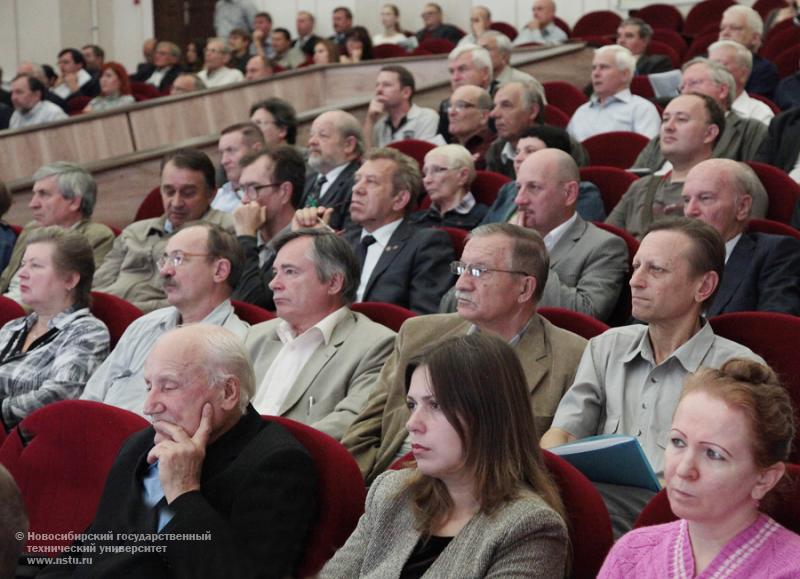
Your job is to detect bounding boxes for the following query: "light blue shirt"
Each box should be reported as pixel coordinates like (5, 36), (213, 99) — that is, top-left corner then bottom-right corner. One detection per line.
(513, 22), (568, 46)
(567, 89), (661, 143)
(142, 462), (175, 532)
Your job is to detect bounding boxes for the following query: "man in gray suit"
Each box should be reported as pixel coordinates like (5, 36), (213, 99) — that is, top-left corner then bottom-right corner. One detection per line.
(515, 149), (629, 322)
(245, 229), (396, 440)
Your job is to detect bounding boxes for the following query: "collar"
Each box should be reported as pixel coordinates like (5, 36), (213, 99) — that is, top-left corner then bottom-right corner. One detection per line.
(384, 104), (415, 132)
(21, 100), (46, 118)
(361, 217), (403, 242)
(543, 212), (577, 251)
(462, 127), (493, 149)
(620, 319), (716, 372)
(19, 305), (87, 333)
(590, 88), (633, 107)
(724, 232), (743, 263)
(321, 162), (350, 185)
(276, 306), (349, 345)
(501, 140), (515, 164)
(468, 313), (536, 346)
(432, 192), (477, 216)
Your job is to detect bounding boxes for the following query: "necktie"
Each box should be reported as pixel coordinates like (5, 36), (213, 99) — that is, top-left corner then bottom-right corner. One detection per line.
(305, 175), (327, 207)
(142, 462), (175, 532)
(357, 235), (376, 271)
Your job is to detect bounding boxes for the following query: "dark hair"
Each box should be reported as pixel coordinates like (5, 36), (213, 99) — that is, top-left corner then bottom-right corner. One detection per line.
(333, 6), (353, 20)
(620, 17), (653, 40)
(645, 216), (725, 305)
(469, 223), (549, 301)
(228, 27), (251, 42)
(345, 26), (373, 60)
(0, 464), (27, 579)
(240, 146), (306, 208)
(221, 121), (266, 148)
(82, 44), (105, 60)
(273, 28), (292, 42)
(682, 92), (726, 146)
(58, 48), (86, 68)
(363, 148), (422, 215)
(249, 98), (298, 144)
(255, 11), (272, 23)
(26, 226), (95, 308)
(197, 222), (244, 290)
(160, 149), (215, 193)
(0, 181), (12, 218)
(380, 65), (416, 97)
(272, 228), (360, 303)
(185, 39), (205, 71)
(100, 61), (131, 95)
(519, 125), (572, 155)
(12, 74), (46, 100)
(314, 39), (341, 64)
(403, 333), (566, 530)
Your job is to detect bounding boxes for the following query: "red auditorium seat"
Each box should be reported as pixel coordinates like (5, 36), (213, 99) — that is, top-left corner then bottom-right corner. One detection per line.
(543, 104), (570, 128)
(387, 139), (436, 172)
(130, 82), (162, 101)
(581, 132), (651, 169)
(746, 161), (800, 224)
(579, 166), (639, 215)
(538, 307), (609, 340)
(471, 170), (510, 207)
(436, 226), (468, 260)
(261, 416), (366, 577)
(89, 291), (144, 349)
(647, 40), (681, 70)
(749, 93), (780, 114)
(489, 22), (518, 41)
(351, 301), (416, 332)
(66, 95), (91, 116)
(630, 75), (656, 99)
(683, 0), (735, 36)
(592, 222), (639, 327)
(684, 31), (720, 62)
(760, 26), (800, 62)
(134, 186), (164, 221)
(773, 44), (800, 79)
(747, 218), (800, 240)
(632, 4), (684, 32)
(572, 11), (623, 38)
(372, 43), (407, 59)
(418, 38), (456, 54)
(652, 29), (688, 60)
(635, 464), (800, 534)
(231, 300), (275, 324)
(753, 0), (786, 20)
(0, 400), (148, 556)
(554, 17), (572, 38)
(0, 295), (25, 328)
(542, 81), (588, 118)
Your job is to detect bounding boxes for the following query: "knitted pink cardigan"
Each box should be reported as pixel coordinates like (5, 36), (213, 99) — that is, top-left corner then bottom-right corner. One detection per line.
(598, 514), (800, 578)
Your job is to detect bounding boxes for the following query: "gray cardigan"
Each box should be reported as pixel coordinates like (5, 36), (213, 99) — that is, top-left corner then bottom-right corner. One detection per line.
(320, 469), (568, 578)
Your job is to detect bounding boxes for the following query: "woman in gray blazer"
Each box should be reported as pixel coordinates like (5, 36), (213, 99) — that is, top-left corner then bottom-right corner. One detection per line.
(320, 333), (569, 578)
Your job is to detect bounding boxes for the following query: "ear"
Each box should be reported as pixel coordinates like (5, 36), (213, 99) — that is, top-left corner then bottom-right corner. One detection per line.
(343, 135), (357, 156)
(400, 85), (412, 101)
(518, 274), (537, 304)
(277, 125), (288, 141)
(391, 189), (412, 213)
(454, 167), (470, 189)
(213, 258), (232, 284)
(528, 103), (541, 125)
(751, 461), (786, 501)
(278, 182), (293, 205)
(62, 271), (81, 293)
(563, 180), (580, 206)
(703, 123), (720, 146)
(735, 194), (752, 222)
(218, 376), (241, 412)
(326, 271), (344, 296)
(68, 195), (82, 213)
(694, 270), (719, 304)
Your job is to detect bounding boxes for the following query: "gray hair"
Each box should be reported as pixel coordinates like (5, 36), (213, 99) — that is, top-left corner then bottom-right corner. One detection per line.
(723, 5), (764, 37)
(683, 57), (736, 109)
(32, 162), (97, 217)
(448, 43), (494, 80)
(425, 144), (476, 185)
(708, 39), (753, 73)
(478, 30), (512, 56)
(272, 228), (360, 304)
(207, 37), (231, 54)
(595, 44), (636, 79)
(193, 325), (255, 412)
(620, 17), (653, 41)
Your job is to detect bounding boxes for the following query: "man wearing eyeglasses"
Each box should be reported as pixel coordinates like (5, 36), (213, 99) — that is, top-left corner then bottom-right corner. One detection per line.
(231, 147), (305, 310)
(82, 223), (247, 416)
(341, 222), (588, 484)
(437, 44), (496, 143)
(446, 85), (494, 169)
(211, 122), (266, 214)
(94, 149), (234, 312)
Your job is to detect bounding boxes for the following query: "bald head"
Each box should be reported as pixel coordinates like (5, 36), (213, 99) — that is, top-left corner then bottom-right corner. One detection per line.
(514, 148), (579, 235)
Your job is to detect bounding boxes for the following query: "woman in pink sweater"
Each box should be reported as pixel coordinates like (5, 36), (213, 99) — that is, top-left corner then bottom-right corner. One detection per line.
(599, 358), (800, 578)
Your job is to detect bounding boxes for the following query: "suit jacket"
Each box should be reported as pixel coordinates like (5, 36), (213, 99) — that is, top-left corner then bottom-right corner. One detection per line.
(231, 234), (277, 310)
(635, 53), (673, 75)
(707, 232), (800, 317)
(341, 313), (587, 483)
(294, 34), (322, 57)
(343, 220), (455, 315)
(39, 407), (316, 579)
(302, 161), (360, 231)
(319, 469), (568, 578)
(245, 310), (396, 440)
(540, 215), (629, 322)
(746, 54), (779, 99)
(129, 65), (183, 93)
(755, 107), (800, 173)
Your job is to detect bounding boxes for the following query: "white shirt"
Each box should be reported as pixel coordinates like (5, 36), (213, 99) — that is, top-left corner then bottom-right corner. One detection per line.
(53, 68), (92, 99)
(211, 182), (242, 213)
(356, 218), (404, 302)
(252, 307), (349, 415)
(317, 163), (349, 200)
(567, 89), (661, 142)
(791, 151), (800, 184)
(724, 233), (742, 264)
(197, 66), (244, 88)
(732, 91), (775, 126)
(543, 212), (577, 252)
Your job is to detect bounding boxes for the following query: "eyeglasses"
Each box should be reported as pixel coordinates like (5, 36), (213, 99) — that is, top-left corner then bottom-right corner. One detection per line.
(157, 251), (211, 269)
(450, 261), (532, 278)
(448, 100), (481, 113)
(241, 182), (282, 200)
(422, 165), (452, 177)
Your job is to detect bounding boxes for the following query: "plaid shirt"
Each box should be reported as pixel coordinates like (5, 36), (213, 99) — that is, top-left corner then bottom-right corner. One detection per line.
(0, 306), (109, 428)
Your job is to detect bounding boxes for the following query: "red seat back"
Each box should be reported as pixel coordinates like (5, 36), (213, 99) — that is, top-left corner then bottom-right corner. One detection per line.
(773, 44), (800, 79)
(652, 29), (688, 59)
(648, 40), (681, 69)
(260, 416), (366, 577)
(472, 170), (510, 207)
(579, 166), (639, 215)
(630, 75), (656, 99)
(543, 81), (588, 118)
(372, 43), (407, 59)
(760, 26), (800, 62)
(387, 139), (436, 172)
(582, 132), (651, 169)
(538, 307), (609, 340)
(572, 11), (623, 38)
(746, 161), (800, 224)
(66, 95), (91, 116)
(134, 186), (165, 221)
(753, 0), (786, 19)
(684, 0), (735, 36)
(0, 400), (149, 554)
(684, 31), (720, 62)
(90, 291), (144, 350)
(746, 218), (800, 240)
(130, 82), (162, 101)
(489, 22), (518, 41)
(436, 226), (468, 260)
(592, 221), (639, 327)
(544, 104), (570, 128)
(554, 17), (572, 38)
(351, 301), (416, 332)
(231, 300), (275, 324)
(633, 4), (685, 32)
(0, 295), (25, 328)
(418, 38), (455, 54)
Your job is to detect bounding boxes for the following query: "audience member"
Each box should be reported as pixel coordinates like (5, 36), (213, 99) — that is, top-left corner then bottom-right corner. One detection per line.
(15, 62), (67, 111)
(212, 122), (266, 213)
(93, 149), (234, 312)
(249, 98), (297, 147)
(417, 3), (463, 46)
(272, 28), (306, 69)
(616, 18), (673, 75)
(609, 93), (725, 239)
(134, 38), (158, 77)
(231, 147), (304, 310)
(53, 48), (99, 100)
(542, 217), (762, 535)
(514, 0), (567, 46)
(0, 182), (15, 272)
(227, 28), (252, 73)
(0, 162), (114, 301)
(313, 39), (340, 65)
(170, 73), (205, 94)
(198, 38), (244, 88)
(302, 110), (362, 230)
(184, 39), (204, 73)
(39, 325), (316, 578)
(340, 26), (374, 63)
(245, 229), (395, 440)
(0, 464), (27, 579)
(708, 40), (774, 125)
(437, 44), (495, 140)
(633, 59), (769, 172)
(244, 54), (274, 81)
(754, 107), (800, 181)
(83, 62), (135, 113)
(83, 223), (247, 414)
(81, 44), (105, 76)
(478, 31), (544, 91)
(322, 333), (569, 577)
(775, 59), (800, 111)
(567, 45), (661, 142)
(363, 65), (439, 149)
(294, 11), (321, 57)
(485, 81), (544, 177)
(214, 0), (256, 38)
(331, 6), (354, 48)
(682, 159), (800, 316)
(412, 144), (488, 230)
(446, 85), (494, 169)
(0, 227), (109, 430)
(373, 4), (417, 51)
(341, 223), (587, 483)
(250, 11), (274, 59)
(459, 6), (493, 46)
(719, 5), (779, 98)
(131, 41), (183, 93)
(765, 0), (799, 30)
(8, 74), (67, 129)
(598, 359), (800, 577)
(296, 148), (455, 314)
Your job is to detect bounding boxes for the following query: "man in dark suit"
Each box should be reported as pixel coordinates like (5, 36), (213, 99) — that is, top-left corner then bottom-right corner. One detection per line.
(129, 41), (183, 93)
(295, 147), (455, 314)
(755, 107), (800, 175)
(616, 18), (673, 75)
(683, 158), (800, 316)
(416, 3), (463, 45)
(294, 11), (321, 57)
(39, 325), (316, 579)
(719, 5), (779, 98)
(301, 110), (362, 231)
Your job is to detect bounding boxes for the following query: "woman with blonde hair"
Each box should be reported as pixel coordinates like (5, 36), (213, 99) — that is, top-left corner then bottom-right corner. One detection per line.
(373, 4), (418, 51)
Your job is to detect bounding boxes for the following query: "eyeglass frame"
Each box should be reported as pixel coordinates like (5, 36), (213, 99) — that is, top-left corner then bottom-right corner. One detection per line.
(156, 251), (212, 269)
(240, 182), (283, 201)
(450, 260), (532, 279)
